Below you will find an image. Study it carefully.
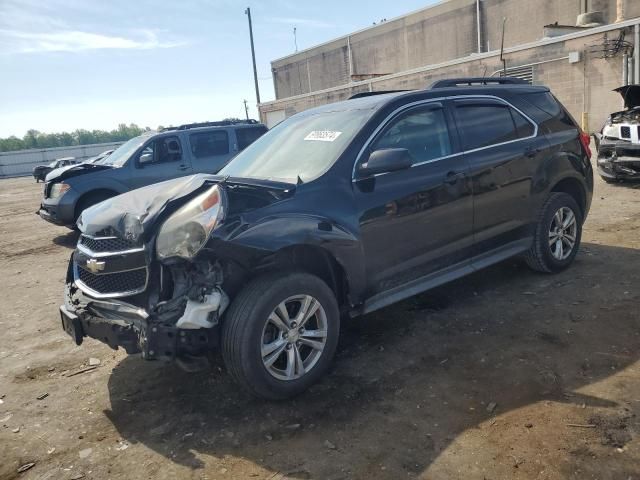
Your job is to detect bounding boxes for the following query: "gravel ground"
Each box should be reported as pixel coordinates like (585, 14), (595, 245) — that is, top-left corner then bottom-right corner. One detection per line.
(0, 169), (638, 480)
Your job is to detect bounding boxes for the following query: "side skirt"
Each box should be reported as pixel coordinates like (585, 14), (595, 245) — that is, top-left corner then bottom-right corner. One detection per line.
(357, 237), (532, 316)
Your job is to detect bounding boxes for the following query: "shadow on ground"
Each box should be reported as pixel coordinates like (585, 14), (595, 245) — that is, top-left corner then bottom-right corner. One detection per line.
(105, 243), (640, 478)
(52, 229), (79, 248)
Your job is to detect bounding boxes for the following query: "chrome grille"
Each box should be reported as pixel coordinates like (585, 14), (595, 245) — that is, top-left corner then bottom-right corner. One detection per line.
(621, 126), (631, 139)
(74, 234), (147, 298)
(77, 266), (147, 296)
(79, 235), (139, 253)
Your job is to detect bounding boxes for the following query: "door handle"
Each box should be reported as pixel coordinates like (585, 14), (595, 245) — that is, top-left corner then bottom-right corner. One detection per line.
(445, 171), (465, 185)
(525, 146), (540, 158)
(178, 164), (190, 171)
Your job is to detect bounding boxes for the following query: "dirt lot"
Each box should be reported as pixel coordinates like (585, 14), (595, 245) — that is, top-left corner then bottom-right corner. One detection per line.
(0, 170), (639, 480)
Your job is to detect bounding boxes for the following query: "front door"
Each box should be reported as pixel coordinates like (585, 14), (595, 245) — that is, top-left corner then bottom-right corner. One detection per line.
(130, 135), (192, 189)
(353, 102), (473, 296)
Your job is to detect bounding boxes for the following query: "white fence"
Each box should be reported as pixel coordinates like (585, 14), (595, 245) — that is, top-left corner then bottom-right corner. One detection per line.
(0, 142), (125, 178)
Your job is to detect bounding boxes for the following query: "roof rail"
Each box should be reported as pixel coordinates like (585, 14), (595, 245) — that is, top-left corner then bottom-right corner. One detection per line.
(430, 77), (529, 89)
(161, 119), (259, 132)
(349, 90), (410, 99)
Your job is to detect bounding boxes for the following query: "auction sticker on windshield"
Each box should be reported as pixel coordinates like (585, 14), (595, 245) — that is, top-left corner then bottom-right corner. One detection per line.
(304, 131), (342, 142)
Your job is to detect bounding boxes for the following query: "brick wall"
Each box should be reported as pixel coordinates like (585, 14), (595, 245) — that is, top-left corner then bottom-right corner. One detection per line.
(261, 25), (635, 133)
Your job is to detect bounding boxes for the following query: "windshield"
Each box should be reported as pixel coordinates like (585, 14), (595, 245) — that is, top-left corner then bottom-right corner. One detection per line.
(219, 108), (373, 183)
(98, 136), (146, 167)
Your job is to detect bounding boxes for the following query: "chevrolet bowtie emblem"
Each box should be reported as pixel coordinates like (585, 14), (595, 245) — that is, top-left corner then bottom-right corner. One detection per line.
(86, 258), (105, 274)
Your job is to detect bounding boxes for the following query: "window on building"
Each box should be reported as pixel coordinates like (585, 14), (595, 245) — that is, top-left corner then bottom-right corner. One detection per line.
(189, 131), (229, 159)
(372, 106), (452, 164)
(236, 126), (268, 150)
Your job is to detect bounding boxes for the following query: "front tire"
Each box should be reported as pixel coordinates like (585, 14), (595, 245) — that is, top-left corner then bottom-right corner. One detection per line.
(221, 272), (340, 400)
(524, 192), (583, 273)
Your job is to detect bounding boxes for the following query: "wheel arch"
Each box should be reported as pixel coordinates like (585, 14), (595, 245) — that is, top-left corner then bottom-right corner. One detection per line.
(254, 244), (351, 310)
(550, 177), (586, 220)
(74, 188), (120, 220)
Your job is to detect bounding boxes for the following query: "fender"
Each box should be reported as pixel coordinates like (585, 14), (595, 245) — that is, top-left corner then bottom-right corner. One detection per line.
(218, 214), (367, 304)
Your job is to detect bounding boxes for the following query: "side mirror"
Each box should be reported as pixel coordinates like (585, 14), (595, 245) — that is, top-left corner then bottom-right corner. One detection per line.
(139, 152), (153, 165)
(359, 148), (412, 176)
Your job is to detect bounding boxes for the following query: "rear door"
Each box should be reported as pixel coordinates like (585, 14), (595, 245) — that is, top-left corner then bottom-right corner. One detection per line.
(188, 129), (234, 173)
(129, 135), (192, 189)
(353, 101), (473, 295)
(451, 97), (544, 264)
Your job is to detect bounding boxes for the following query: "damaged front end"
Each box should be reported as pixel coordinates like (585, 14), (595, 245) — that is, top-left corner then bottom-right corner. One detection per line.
(60, 175), (233, 368)
(61, 255), (229, 365)
(60, 173), (295, 369)
(595, 85), (640, 180)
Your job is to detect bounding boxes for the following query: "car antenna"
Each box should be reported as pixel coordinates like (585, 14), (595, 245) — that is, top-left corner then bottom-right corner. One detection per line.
(500, 17), (508, 76)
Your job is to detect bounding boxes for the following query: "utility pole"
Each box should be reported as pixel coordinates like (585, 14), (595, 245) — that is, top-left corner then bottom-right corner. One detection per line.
(243, 99), (249, 120)
(245, 7), (261, 105)
(294, 27), (298, 52)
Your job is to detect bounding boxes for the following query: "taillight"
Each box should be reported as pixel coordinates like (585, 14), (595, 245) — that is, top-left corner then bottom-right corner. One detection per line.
(579, 130), (592, 159)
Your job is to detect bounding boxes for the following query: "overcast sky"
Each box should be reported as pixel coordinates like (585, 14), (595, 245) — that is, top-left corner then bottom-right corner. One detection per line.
(0, 0), (439, 137)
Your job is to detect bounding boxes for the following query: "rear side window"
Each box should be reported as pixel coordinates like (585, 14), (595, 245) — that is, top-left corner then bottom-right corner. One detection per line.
(236, 126), (267, 150)
(189, 131), (229, 159)
(455, 103), (533, 151)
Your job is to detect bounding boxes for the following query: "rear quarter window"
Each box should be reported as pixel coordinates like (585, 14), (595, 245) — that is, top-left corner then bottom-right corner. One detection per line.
(236, 126), (268, 150)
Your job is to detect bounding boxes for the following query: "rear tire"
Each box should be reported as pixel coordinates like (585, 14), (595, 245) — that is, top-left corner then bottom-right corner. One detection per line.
(524, 193), (582, 273)
(221, 272), (340, 400)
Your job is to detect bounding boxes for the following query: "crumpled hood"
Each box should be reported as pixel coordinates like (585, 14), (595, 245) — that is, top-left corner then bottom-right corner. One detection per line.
(77, 174), (296, 242)
(45, 162), (113, 183)
(614, 85), (640, 109)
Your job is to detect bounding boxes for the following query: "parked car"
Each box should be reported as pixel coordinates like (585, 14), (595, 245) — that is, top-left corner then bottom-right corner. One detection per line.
(59, 78), (593, 399)
(44, 149), (114, 183)
(594, 84), (640, 182)
(33, 157), (77, 182)
(38, 120), (267, 228)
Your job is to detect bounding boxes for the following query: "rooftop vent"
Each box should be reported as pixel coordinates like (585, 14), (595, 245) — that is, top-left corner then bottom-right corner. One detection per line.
(576, 11), (605, 27)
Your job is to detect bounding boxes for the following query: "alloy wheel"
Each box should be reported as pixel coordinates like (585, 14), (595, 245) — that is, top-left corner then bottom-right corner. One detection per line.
(260, 295), (328, 381)
(548, 206), (577, 261)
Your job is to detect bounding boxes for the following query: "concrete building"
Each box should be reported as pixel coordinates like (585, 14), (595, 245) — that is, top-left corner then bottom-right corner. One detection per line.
(259, 0), (640, 133)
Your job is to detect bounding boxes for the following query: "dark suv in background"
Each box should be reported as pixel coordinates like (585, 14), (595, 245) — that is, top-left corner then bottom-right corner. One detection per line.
(38, 120), (267, 228)
(59, 78), (593, 399)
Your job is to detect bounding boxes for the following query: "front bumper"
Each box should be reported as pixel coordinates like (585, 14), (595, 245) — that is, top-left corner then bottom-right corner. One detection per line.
(61, 284), (219, 361)
(597, 141), (640, 179)
(38, 189), (78, 227)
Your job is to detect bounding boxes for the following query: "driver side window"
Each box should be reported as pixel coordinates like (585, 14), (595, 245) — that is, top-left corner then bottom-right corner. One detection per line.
(138, 136), (182, 166)
(371, 106), (452, 165)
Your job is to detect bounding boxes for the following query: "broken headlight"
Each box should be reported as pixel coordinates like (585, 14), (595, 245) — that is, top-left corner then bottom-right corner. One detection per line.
(156, 185), (226, 260)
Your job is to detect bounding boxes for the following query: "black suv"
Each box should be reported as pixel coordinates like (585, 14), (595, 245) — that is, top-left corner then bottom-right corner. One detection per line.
(60, 78), (593, 399)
